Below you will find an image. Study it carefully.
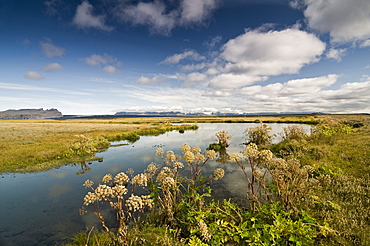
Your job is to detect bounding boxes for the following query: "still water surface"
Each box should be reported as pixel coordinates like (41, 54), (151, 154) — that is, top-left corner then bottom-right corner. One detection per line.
(0, 123), (311, 246)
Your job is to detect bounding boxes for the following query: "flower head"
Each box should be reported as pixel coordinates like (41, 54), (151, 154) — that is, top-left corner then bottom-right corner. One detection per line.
(83, 179), (94, 188)
(114, 172), (129, 186)
(155, 147), (164, 156)
(102, 174), (113, 183)
(213, 168), (225, 180)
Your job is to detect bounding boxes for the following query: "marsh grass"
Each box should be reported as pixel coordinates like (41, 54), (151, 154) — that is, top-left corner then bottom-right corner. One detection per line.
(269, 114), (370, 245)
(0, 119), (197, 173)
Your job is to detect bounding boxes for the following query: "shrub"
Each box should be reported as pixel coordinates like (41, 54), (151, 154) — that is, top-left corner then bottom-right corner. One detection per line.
(245, 124), (274, 146)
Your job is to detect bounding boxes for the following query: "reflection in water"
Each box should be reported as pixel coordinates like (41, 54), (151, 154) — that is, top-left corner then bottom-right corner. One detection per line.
(216, 147), (230, 165)
(0, 123), (311, 246)
(75, 161), (93, 176)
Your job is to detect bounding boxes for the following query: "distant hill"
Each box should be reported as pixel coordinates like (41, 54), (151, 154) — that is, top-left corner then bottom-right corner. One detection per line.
(0, 108), (63, 120)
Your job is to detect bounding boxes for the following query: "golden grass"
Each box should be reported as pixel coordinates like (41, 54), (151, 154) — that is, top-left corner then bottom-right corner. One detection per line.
(0, 119), (186, 173)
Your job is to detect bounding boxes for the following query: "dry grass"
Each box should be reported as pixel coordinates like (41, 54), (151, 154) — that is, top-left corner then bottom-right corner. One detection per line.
(0, 119), (185, 173)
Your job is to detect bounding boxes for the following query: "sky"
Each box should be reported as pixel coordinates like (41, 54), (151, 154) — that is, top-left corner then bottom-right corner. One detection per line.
(1, 0), (370, 115)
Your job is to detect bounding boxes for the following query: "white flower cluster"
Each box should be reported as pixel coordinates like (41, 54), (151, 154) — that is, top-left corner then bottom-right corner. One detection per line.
(155, 147), (164, 156)
(195, 153), (205, 162)
(125, 195), (143, 212)
(83, 192), (97, 206)
(243, 143), (259, 159)
(114, 172), (129, 185)
(145, 163), (159, 174)
(191, 146), (201, 154)
(157, 167), (174, 184)
(162, 176), (176, 188)
(213, 168), (225, 180)
(181, 143), (191, 153)
(206, 150), (217, 160)
(83, 179), (94, 188)
(229, 153), (242, 162)
(83, 184), (115, 206)
(166, 150), (176, 162)
(112, 185), (128, 199)
(132, 173), (148, 186)
(198, 221), (212, 240)
(125, 195), (153, 212)
(102, 174), (113, 183)
(174, 161), (184, 169)
(183, 151), (195, 163)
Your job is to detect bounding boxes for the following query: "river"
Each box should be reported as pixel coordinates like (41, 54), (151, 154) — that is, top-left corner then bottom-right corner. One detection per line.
(0, 123), (311, 246)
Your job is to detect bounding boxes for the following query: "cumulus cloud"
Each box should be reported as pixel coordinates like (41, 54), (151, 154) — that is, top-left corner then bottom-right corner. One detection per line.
(235, 74), (337, 98)
(42, 63), (64, 72)
(103, 65), (117, 73)
(182, 72), (208, 87)
(220, 28), (326, 76)
(72, 1), (114, 31)
(326, 48), (346, 62)
(120, 1), (176, 35)
(179, 0), (218, 24)
(24, 71), (44, 80)
(116, 0), (219, 35)
(298, 0), (370, 43)
(160, 50), (205, 64)
(40, 40), (66, 58)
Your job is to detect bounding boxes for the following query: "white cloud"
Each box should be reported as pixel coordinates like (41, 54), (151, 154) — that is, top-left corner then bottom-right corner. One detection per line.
(209, 74), (268, 90)
(0, 82), (90, 95)
(82, 54), (121, 66)
(182, 72), (208, 87)
(160, 50), (205, 64)
(179, 0), (218, 24)
(121, 1), (176, 35)
(280, 74), (338, 95)
(221, 28), (326, 77)
(24, 71), (44, 80)
(236, 74), (338, 97)
(115, 105), (184, 113)
(180, 62), (209, 71)
(103, 65), (117, 73)
(326, 48), (346, 62)
(360, 39), (370, 48)
(116, 0), (219, 35)
(72, 1), (114, 31)
(42, 63), (64, 72)
(203, 35), (222, 49)
(300, 0), (370, 43)
(40, 40), (66, 58)
(137, 75), (167, 85)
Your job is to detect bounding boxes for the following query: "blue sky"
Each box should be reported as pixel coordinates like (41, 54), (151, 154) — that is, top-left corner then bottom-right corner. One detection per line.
(1, 0), (370, 115)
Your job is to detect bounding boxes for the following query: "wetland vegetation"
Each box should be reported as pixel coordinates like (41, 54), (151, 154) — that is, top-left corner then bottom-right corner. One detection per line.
(1, 114), (369, 245)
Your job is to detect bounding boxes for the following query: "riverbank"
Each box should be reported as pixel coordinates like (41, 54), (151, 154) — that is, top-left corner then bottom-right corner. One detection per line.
(0, 118), (198, 173)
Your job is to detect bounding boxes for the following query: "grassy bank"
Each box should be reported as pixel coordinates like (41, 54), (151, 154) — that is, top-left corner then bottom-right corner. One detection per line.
(0, 119), (197, 173)
(61, 114), (370, 246)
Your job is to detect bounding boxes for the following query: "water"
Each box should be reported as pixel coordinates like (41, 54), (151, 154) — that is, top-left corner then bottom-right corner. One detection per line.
(0, 123), (311, 246)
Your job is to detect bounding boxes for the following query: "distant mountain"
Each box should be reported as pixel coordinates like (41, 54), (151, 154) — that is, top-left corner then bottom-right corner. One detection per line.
(114, 111), (323, 117)
(115, 111), (187, 116)
(0, 108), (63, 120)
